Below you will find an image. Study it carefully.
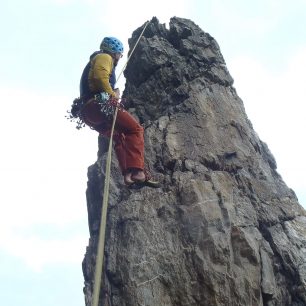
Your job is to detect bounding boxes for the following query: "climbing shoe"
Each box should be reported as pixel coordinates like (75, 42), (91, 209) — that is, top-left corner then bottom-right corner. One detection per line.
(130, 169), (160, 188)
(138, 178), (160, 188)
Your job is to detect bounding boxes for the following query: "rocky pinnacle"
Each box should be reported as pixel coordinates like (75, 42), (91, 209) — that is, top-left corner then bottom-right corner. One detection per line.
(82, 17), (306, 306)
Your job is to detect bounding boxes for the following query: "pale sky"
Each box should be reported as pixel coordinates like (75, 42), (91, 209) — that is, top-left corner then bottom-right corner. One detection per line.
(1, 0), (305, 305)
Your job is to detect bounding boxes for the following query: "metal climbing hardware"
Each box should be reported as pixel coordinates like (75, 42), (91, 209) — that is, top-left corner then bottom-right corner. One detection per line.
(66, 93), (126, 129)
(94, 92), (126, 119)
(66, 97), (86, 129)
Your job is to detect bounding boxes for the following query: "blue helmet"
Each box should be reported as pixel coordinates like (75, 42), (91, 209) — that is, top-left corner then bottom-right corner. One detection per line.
(100, 37), (124, 53)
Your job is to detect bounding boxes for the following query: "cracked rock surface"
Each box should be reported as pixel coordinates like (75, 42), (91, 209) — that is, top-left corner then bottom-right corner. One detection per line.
(82, 17), (306, 306)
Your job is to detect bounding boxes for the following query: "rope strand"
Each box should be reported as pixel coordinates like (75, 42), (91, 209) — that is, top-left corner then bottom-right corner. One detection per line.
(91, 20), (150, 306)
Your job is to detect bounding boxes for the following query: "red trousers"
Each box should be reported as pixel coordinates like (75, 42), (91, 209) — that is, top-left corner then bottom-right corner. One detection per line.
(81, 99), (144, 174)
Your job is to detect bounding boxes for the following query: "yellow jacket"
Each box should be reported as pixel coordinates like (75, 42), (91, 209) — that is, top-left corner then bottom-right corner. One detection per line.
(88, 53), (116, 97)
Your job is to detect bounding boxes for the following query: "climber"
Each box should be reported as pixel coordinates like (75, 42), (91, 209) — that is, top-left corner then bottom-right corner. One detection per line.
(79, 36), (159, 188)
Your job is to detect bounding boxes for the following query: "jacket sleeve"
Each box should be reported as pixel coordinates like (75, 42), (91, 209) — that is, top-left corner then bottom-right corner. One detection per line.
(91, 54), (116, 97)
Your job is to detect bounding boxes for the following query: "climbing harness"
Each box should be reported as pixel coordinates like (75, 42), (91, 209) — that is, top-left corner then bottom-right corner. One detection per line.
(66, 93), (125, 129)
(91, 20), (151, 306)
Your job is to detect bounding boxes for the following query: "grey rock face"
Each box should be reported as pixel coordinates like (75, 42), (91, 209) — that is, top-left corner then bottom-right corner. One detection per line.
(82, 17), (306, 306)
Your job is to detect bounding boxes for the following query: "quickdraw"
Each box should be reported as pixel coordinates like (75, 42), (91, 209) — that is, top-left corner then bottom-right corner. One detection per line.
(94, 92), (126, 119)
(66, 97), (86, 130)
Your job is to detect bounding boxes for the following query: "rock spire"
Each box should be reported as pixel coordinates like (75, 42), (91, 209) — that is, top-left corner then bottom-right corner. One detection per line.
(82, 17), (306, 306)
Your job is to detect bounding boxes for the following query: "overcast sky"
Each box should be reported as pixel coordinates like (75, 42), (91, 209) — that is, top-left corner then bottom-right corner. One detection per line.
(1, 0), (305, 305)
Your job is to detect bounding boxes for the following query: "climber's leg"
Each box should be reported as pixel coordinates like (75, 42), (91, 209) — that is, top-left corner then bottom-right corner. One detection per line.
(114, 109), (145, 171)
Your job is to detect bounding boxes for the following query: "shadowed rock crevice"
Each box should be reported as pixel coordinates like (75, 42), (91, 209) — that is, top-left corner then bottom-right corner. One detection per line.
(82, 17), (306, 306)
